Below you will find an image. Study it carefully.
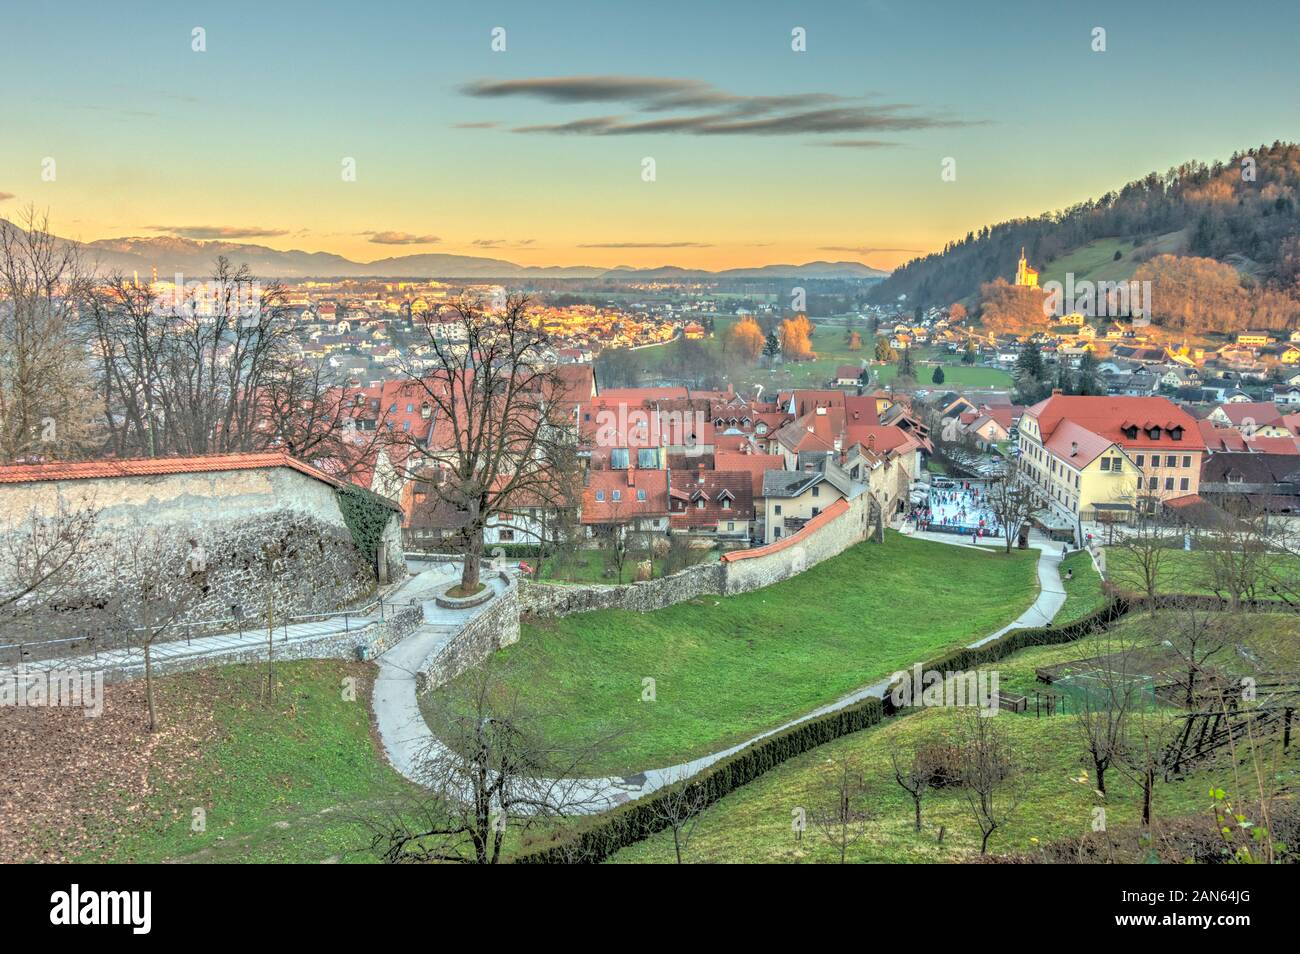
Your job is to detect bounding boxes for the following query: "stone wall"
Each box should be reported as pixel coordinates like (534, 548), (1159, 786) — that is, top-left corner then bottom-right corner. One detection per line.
(517, 562), (724, 618)
(0, 464), (405, 645)
(722, 495), (871, 595)
(416, 572), (520, 693)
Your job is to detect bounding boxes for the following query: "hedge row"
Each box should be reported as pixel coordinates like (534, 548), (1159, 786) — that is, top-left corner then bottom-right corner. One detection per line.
(515, 591), (1254, 863)
(513, 696), (887, 864)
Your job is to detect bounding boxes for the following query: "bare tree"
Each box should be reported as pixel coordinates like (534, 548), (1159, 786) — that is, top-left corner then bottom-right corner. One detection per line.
(959, 709), (1020, 854)
(985, 462), (1041, 554)
(0, 206), (100, 462)
(0, 502), (99, 629)
(650, 773), (710, 864)
(1165, 598), (1232, 709)
(809, 755), (873, 863)
(89, 257), (383, 476)
(366, 656), (608, 864)
(1072, 635), (1144, 797)
(889, 741), (936, 833)
(101, 530), (204, 731)
(393, 294), (570, 594)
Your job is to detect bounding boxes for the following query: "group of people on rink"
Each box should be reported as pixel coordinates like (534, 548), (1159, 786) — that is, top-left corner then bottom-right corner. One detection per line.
(910, 480), (1003, 539)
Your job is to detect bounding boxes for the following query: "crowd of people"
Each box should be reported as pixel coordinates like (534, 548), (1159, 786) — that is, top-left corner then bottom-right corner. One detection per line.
(909, 480), (1003, 539)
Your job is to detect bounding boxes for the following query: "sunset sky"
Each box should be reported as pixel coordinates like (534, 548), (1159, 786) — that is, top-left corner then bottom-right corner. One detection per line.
(3, 0), (1298, 271)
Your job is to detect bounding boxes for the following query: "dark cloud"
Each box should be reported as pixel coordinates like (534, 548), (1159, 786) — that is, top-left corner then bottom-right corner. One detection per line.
(577, 241), (713, 249)
(462, 76), (706, 105)
(0, 192), (15, 202)
(146, 224), (288, 239)
(461, 75), (983, 140)
(453, 121), (499, 129)
(363, 231), (441, 245)
(472, 238), (535, 248)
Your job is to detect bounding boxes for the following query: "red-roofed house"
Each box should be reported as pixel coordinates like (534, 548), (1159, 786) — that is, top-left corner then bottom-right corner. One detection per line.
(668, 467), (754, 539)
(580, 467), (670, 536)
(1207, 401), (1290, 437)
(1018, 393), (1206, 526)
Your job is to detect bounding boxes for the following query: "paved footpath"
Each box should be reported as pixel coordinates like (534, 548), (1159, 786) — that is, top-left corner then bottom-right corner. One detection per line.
(374, 533), (1068, 811)
(0, 566), (447, 678)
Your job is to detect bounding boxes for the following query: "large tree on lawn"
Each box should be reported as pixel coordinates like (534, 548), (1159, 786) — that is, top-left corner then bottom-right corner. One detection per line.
(397, 294), (568, 593)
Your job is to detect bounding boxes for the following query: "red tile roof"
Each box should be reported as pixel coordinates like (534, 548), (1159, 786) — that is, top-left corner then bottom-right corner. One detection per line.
(1027, 395), (1206, 457)
(0, 452), (344, 487)
(580, 468), (670, 524)
(715, 451), (786, 498)
(668, 469), (755, 528)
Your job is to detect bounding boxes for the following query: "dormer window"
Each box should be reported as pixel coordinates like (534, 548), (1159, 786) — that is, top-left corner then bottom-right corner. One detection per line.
(1146, 426), (1161, 439)
(1123, 425), (1138, 439)
(1169, 426), (1183, 441)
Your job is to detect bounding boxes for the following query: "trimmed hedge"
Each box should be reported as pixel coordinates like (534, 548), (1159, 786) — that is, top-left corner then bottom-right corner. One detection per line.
(513, 696), (887, 864)
(515, 590), (1254, 864)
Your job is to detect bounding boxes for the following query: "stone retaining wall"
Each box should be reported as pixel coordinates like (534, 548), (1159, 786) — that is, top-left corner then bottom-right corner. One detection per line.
(416, 572), (520, 693)
(517, 562), (724, 618)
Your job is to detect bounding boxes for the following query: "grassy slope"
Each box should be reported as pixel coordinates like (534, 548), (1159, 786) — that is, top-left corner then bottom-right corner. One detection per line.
(91, 661), (416, 864)
(612, 611), (1298, 863)
(445, 533), (1039, 775)
(1056, 549), (1107, 625)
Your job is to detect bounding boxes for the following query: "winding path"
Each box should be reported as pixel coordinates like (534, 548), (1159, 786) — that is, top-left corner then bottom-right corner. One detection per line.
(371, 533), (1067, 811)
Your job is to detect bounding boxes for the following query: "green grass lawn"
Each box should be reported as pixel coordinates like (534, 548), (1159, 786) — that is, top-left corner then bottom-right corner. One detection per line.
(440, 532), (1039, 775)
(1105, 546), (1300, 599)
(1039, 238), (1139, 287)
(535, 550), (671, 584)
(1056, 549), (1107, 625)
(87, 661), (417, 864)
(611, 611), (1296, 863)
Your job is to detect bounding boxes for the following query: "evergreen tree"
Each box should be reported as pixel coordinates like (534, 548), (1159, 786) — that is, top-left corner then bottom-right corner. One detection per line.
(897, 346), (916, 381)
(762, 330), (781, 366)
(1074, 351), (1101, 395)
(932, 366), (945, 385)
(962, 339), (977, 365)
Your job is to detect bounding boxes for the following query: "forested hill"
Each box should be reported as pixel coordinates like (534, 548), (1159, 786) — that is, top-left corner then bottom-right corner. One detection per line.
(870, 141), (1300, 308)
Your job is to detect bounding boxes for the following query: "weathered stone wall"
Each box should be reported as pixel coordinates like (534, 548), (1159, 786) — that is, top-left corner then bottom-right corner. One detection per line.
(517, 562), (724, 618)
(416, 572), (519, 693)
(0, 466), (405, 645)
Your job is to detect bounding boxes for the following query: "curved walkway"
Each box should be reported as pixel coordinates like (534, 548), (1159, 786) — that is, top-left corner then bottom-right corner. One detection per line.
(372, 534), (1067, 811)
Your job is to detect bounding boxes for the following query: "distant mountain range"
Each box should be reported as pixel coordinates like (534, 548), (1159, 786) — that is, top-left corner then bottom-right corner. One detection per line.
(58, 234), (886, 281)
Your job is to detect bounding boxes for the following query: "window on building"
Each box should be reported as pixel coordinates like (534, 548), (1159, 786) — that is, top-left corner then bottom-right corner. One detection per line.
(612, 490), (621, 502)
(811, 486), (820, 497)
(595, 490), (605, 502)
(1136, 454), (1145, 467)
(695, 498), (704, 509)
(727, 521), (735, 531)
(1180, 477), (1190, 490)
(1148, 477), (1158, 489)
(1182, 455), (1191, 468)
(774, 504), (782, 515)
(610, 448), (629, 470)
(1165, 477), (1174, 490)
(499, 529), (515, 542)
(637, 448), (657, 469)
(1166, 455), (1177, 467)
(1100, 458), (1110, 471)
(637, 489), (646, 501)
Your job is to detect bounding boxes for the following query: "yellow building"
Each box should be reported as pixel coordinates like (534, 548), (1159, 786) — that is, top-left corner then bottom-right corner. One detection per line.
(1017, 394), (1205, 529)
(1015, 247), (1039, 288)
